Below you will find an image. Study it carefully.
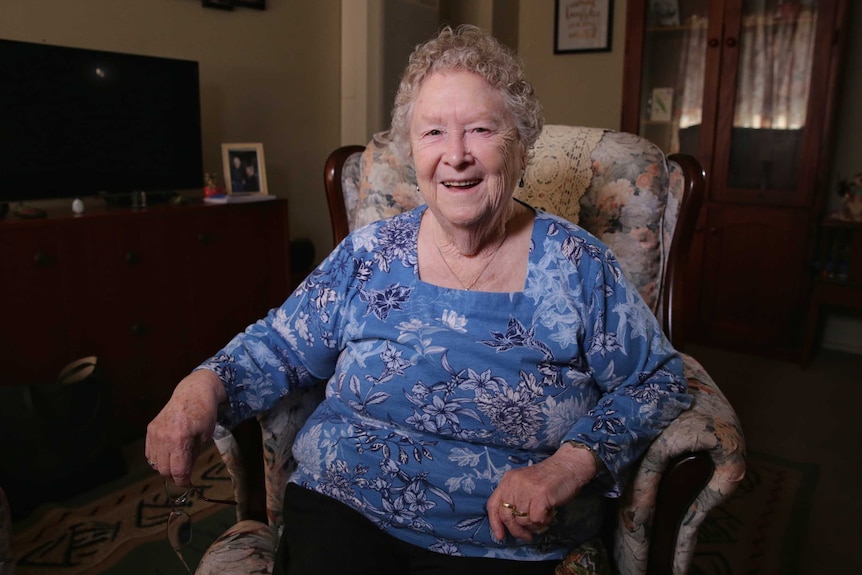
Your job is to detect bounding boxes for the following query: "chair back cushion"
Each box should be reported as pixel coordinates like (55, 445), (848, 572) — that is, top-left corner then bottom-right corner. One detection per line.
(344, 125), (686, 318)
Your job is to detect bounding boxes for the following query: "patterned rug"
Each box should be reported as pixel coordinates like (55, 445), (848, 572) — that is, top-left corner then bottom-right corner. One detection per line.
(10, 444), (236, 575)
(690, 452), (819, 575)
(9, 450), (816, 575)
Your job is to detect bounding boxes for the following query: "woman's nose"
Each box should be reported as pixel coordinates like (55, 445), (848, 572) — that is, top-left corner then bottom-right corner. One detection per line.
(445, 134), (471, 165)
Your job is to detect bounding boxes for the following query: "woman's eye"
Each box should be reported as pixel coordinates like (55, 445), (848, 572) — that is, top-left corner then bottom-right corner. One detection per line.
(426, 129), (442, 136)
(472, 127), (490, 134)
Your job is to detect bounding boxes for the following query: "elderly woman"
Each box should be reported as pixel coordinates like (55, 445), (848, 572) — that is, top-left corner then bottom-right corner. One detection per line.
(146, 25), (691, 574)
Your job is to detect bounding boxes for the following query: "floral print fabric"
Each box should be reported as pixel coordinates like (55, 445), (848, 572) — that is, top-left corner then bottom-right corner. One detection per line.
(201, 206), (691, 561)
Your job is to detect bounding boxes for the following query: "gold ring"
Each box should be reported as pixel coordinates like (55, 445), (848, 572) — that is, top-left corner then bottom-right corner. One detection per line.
(501, 501), (528, 517)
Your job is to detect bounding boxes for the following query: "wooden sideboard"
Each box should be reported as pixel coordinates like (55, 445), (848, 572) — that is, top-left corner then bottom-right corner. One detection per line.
(0, 199), (291, 441)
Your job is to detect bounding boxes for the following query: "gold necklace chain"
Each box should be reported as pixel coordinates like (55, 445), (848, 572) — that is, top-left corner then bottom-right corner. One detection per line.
(433, 229), (508, 291)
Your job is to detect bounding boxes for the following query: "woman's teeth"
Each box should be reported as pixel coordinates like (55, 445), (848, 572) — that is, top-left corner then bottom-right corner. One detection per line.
(443, 180), (480, 188)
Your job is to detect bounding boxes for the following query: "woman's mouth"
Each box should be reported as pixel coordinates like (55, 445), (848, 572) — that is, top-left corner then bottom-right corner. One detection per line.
(442, 179), (481, 189)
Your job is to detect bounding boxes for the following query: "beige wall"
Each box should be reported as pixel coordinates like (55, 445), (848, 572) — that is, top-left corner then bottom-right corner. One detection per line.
(442, 0), (627, 130)
(519, 0), (626, 130)
(0, 0), (342, 259)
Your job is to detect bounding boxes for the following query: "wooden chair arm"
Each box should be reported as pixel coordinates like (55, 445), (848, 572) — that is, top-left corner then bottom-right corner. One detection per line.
(324, 145), (366, 247)
(664, 153), (706, 351)
(646, 451), (714, 575)
(228, 418), (267, 524)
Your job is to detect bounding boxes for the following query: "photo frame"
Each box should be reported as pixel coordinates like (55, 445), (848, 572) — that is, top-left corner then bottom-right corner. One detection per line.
(650, 87), (674, 122)
(202, 0), (233, 10)
(222, 143), (268, 195)
(554, 0), (613, 54)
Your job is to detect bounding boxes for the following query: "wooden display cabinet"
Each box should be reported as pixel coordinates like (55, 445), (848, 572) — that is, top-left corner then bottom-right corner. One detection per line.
(622, 0), (848, 357)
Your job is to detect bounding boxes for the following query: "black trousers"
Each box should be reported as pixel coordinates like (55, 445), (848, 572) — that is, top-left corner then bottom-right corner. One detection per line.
(274, 483), (559, 575)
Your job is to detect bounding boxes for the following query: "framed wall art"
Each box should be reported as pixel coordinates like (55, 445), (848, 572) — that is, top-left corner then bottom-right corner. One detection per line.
(221, 143), (268, 195)
(554, 0), (614, 54)
(650, 87), (674, 122)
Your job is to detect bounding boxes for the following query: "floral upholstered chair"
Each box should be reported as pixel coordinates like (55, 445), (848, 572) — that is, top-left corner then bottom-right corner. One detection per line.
(197, 126), (746, 575)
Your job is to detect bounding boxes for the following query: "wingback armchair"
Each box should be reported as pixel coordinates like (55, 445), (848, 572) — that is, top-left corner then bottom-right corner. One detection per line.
(197, 126), (746, 575)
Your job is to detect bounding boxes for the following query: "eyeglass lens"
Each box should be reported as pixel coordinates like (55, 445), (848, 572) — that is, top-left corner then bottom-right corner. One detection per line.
(164, 479), (236, 573)
(168, 509), (193, 549)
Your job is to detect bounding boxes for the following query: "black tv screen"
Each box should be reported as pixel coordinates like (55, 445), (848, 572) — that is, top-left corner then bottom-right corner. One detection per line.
(0, 39), (203, 203)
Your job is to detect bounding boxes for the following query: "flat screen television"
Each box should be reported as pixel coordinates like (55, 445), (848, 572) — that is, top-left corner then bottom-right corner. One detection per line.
(0, 39), (203, 204)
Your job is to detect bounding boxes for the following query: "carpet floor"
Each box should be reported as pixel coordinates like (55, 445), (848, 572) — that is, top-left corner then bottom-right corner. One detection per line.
(10, 447), (815, 575)
(11, 444), (235, 575)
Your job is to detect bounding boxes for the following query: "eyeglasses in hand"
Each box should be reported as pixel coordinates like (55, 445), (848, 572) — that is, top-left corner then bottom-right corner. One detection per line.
(165, 478), (237, 574)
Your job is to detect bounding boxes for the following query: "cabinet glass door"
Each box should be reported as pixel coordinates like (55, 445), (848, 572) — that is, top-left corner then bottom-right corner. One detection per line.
(715, 0), (826, 205)
(635, 0), (712, 156)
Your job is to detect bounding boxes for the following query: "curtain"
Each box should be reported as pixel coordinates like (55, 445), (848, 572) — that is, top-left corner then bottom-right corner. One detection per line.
(734, 0), (816, 129)
(677, 17), (707, 131)
(675, 1), (817, 131)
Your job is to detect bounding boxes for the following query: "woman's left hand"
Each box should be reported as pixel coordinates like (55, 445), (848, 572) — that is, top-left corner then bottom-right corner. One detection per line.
(486, 444), (597, 542)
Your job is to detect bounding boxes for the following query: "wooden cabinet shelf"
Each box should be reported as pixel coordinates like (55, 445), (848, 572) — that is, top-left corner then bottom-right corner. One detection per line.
(803, 219), (862, 363)
(0, 200), (291, 441)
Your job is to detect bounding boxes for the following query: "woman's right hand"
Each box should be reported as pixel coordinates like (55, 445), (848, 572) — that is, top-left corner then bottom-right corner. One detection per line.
(145, 369), (227, 486)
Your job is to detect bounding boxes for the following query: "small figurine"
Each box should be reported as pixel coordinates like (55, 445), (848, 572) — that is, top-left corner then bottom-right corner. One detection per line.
(837, 172), (862, 222)
(203, 173), (225, 198)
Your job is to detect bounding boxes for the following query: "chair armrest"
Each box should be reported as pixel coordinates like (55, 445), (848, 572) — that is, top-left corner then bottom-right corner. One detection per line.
(212, 419), (267, 524)
(613, 354), (746, 575)
(196, 519), (276, 575)
(211, 384), (326, 532)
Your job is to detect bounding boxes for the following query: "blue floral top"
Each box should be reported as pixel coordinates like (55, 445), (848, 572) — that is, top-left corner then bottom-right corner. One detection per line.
(202, 205), (691, 561)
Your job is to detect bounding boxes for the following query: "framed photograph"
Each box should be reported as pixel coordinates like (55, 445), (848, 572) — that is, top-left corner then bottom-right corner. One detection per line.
(202, 0), (233, 10)
(650, 87), (674, 122)
(222, 143), (268, 195)
(235, 0), (266, 9)
(554, 0), (613, 54)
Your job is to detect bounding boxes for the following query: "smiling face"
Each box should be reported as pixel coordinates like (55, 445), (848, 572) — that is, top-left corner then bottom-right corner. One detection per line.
(410, 70), (524, 237)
